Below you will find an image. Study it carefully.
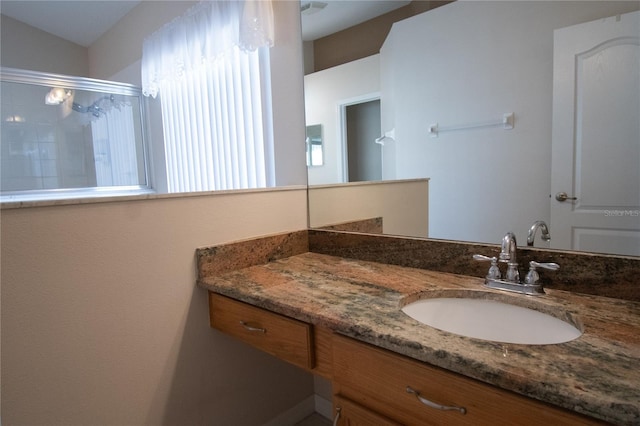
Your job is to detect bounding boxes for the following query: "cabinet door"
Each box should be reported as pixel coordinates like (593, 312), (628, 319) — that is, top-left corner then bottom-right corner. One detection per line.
(333, 334), (604, 425)
(334, 395), (401, 426)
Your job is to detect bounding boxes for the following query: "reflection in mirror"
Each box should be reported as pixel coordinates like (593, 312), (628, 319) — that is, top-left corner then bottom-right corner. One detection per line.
(1, 68), (148, 200)
(305, 124), (324, 166)
(346, 99), (381, 182)
(1, 1), (308, 199)
(304, 1), (640, 257)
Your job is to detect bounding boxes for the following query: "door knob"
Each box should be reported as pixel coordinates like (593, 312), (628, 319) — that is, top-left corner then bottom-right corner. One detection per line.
(555, 192), (577, 202)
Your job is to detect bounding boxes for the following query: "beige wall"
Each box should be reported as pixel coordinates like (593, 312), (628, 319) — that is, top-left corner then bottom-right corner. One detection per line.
(308, 179), (429, 238)
(1, 189), (311, 425)
(0, 15), (89, 76)
(88, 2), (196, 81)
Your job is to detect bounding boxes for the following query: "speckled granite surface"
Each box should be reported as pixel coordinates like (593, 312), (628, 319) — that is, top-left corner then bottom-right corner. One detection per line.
(309, 230), (640, 301)
(196, 231), (640, 425)
(318, 217), (383, 234)
(197, 230), (308, 277)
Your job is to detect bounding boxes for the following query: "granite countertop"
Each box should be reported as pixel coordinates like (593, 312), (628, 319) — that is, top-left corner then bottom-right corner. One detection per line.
(197, 251), (640, 425)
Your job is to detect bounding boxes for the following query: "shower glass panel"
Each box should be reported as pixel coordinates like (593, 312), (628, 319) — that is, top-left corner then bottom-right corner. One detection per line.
(1, 68), (149, 201)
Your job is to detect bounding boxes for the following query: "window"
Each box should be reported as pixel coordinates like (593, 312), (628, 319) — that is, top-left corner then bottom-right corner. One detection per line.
(0, 68), (149, 201)
(142, 0), (275, 193)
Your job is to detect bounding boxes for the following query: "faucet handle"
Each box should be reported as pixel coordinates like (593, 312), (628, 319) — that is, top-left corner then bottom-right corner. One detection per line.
(473, 254), (502, 279)
(524, 261), (559, 285)
(473, 254), (493, 262)
(530, 261), (559, 271)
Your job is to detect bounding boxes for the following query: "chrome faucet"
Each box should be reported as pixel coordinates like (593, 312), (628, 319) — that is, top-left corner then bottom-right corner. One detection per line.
(473, 231), (559, 296)
(500, 231), (518, 263)
(499, 232), (520, 282)
(527, 221), (550, 247)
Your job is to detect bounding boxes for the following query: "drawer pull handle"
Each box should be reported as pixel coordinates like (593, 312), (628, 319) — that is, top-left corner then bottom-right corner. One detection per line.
(406, 386), (467, 415)
(332, 407), (341, 426)
(239, 321), (266, 333)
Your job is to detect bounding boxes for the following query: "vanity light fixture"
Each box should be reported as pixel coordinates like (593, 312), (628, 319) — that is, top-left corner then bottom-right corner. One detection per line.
(45, 87), (72, 105)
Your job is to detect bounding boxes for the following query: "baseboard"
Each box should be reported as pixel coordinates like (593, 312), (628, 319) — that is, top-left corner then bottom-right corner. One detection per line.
(314, 394), (332, 420)
(262, 395), (315, 426)
(261, 394), (333, 426)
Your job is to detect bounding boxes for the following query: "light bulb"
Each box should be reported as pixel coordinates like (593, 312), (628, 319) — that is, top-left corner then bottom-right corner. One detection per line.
(45, 87), (71, 105)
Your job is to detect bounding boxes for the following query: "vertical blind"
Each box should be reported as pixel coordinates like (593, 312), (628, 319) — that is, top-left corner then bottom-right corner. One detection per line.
(141, 0), (275, 192)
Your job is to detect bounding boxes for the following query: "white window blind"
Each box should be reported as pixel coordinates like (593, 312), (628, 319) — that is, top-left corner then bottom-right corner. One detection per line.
(141, 0), (275, 193)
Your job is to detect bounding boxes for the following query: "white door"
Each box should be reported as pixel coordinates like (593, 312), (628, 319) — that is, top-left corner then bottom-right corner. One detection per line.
(551, 11), (640, 256)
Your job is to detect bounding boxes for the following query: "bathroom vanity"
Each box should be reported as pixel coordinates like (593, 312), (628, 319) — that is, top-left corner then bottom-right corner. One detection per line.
(197, 230), (640, 425)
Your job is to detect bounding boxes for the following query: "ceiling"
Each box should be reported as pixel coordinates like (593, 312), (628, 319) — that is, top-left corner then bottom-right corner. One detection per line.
(0, 0), (410, 46)
(300, 0), (410, 41)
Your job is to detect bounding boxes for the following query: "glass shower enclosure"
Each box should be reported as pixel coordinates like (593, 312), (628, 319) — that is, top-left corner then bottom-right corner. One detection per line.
(1, 67), (149, 201)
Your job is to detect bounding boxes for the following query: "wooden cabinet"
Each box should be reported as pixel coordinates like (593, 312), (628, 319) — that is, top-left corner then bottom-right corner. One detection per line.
(332, 334), (604, 426)
(333, 395), (401, 426)
(311, 325), (333, 379)
(209, 293), (314, 369)
(209, 293), (332, 378)
(208, 292), (604, 425)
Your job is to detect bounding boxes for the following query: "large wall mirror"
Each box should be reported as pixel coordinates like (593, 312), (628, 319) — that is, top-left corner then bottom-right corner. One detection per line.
(304, 0), (640, 257)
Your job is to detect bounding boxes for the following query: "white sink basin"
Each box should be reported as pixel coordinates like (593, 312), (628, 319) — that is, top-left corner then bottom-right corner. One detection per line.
(401, 295), (582, 345)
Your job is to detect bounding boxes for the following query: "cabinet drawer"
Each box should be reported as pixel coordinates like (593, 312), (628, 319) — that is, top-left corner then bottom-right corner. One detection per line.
(209, 293), (313, 369)
(334, 394), (402, 426)
(333, 334), (603, 426)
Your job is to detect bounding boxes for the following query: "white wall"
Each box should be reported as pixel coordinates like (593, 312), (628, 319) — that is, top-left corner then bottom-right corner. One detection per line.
(269, 1), (308, 187)
(381, 1), (639, 245)
(304, 54), (380, 185)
